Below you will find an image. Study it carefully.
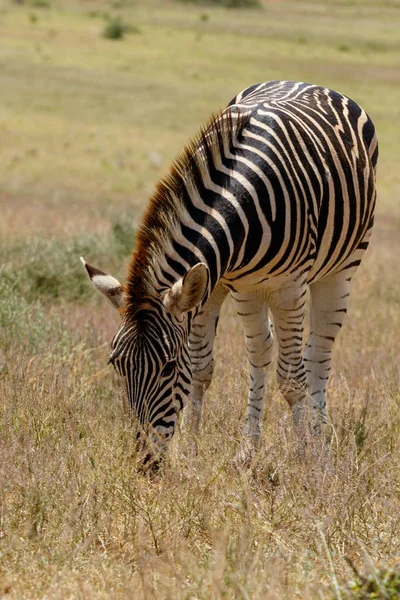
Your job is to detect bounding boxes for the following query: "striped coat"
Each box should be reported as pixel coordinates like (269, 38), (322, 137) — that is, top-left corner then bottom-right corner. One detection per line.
(82, 80), (378, 466)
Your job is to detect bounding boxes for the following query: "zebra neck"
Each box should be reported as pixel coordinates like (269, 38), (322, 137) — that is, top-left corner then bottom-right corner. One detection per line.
(149, 208), (224, 304)
(126, 106), (247, 314)
(125, 205), (218, 315)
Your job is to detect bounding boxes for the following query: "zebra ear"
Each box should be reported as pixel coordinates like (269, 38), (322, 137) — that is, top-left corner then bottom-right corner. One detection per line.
(80, 257), (125, 309)
(163, 263), (209, 317)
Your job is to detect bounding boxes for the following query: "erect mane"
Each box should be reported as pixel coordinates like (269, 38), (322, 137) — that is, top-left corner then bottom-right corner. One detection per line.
(124, 105), (248, 317)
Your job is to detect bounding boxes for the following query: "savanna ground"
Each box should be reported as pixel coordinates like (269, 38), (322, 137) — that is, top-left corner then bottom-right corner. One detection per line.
(1, 0), (400, 598)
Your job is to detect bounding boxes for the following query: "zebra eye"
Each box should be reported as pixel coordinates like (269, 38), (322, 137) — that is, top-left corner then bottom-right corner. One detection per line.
(161, 360), (176, 378)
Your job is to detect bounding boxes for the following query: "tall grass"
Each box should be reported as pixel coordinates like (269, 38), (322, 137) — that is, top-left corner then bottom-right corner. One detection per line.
(1, 232), (399, 598)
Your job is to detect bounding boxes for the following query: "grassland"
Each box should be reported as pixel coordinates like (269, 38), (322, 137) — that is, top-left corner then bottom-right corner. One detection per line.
(1, 0), (400, 598)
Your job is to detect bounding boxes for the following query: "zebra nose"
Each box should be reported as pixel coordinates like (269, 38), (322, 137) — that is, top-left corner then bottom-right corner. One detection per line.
(139, 451), (164, 476)
(135, 429), (167, 474)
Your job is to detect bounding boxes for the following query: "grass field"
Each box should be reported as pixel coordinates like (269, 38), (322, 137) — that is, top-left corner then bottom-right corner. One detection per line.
(1, 0), (400, 598)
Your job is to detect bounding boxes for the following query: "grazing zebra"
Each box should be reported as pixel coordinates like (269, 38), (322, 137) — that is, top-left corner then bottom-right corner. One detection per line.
(82, 80), (378, 464)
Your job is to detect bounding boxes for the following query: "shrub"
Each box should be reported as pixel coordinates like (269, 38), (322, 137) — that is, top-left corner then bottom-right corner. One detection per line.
(29, 0), (51, 7)
(176, 0), (260, 7)
(17, 234), (106, 302)
(0, 214), (135, 304)
(111, 212), (135, 259)
(222, 0), (260, 6)
(103, 17), (126, 40)
(102, 16), (139, 40)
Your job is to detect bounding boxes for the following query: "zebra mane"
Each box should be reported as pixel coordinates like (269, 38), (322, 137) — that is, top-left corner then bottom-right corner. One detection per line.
(124, 105), (247, 317)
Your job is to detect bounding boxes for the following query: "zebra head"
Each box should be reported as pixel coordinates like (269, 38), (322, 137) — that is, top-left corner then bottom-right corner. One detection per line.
(80, 257), (209, 466)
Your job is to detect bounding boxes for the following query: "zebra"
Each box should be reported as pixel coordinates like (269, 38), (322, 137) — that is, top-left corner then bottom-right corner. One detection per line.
(81, 80), (378, 465)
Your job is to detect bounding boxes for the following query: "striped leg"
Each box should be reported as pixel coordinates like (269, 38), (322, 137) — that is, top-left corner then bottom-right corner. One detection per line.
(268, 280), (308, 426)
(304, 270), (356, 433)
(184, 283), (229, 434)
(232, 291), (274, 459)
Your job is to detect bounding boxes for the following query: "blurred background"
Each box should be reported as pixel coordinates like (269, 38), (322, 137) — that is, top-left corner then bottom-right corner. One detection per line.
(1, 0), (399, 248)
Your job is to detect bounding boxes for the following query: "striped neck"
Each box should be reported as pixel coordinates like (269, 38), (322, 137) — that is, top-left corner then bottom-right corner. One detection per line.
(125, 107), (248, 316)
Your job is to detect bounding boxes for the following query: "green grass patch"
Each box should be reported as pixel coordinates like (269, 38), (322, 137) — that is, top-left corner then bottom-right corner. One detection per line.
(0, 213), (135, 304)
(343, 559), (400, 599)
(0, 269), (50, 352)
(102, 15), (140, 39)
(176, 0), (261, 6)
(0, 213), (135, 358)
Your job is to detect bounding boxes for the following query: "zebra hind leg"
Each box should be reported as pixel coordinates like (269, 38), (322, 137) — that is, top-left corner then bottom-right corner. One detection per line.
(268, 279), (309, 429)
(304, 270), (353, 437)
(232, 291), (274, 464)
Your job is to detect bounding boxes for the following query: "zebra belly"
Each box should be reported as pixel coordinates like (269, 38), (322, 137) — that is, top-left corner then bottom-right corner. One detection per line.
(220, 267), (309, 294)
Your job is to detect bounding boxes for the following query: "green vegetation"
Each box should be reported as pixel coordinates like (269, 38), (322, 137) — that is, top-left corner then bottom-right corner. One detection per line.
(343, 560), (400, 599)
(0, 214), (134, 303)
(0, 0), (399, 598)
(0, 268), (50, 352)
(102, 15), (140, 39)
(177, 0), (261, 7)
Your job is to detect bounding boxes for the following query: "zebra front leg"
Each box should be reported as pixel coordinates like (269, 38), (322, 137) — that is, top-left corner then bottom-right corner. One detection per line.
(183, 284), (228, 436)
(304, 271), (352, 435)
(232, 291), (274, 463)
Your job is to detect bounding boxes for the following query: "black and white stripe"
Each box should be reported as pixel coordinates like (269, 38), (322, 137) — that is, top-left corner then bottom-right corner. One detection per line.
(86, 80), (378, 460)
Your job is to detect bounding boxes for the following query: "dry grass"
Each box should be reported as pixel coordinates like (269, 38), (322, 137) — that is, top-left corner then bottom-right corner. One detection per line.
(1, 239), (400, 598)
(1, 0), (400, 598)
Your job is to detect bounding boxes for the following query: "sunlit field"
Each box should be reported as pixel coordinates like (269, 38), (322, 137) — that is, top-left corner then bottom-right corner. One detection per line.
(1, 0), (400, 598)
